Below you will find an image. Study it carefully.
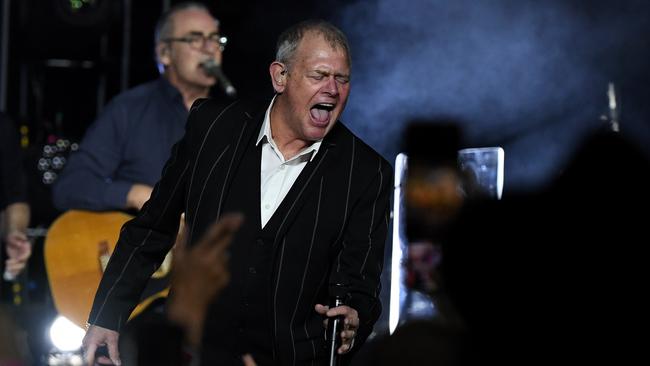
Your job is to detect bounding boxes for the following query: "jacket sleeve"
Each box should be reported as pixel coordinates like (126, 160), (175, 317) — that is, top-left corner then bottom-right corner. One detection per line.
(333, 155), (393, 346)
(52, 101), (134, 211)
(87, 105), (198, 331)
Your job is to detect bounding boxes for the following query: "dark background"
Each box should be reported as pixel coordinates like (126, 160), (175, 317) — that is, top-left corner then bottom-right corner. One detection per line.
(0, 1), (649, 362)
(2, 0), (650, 204)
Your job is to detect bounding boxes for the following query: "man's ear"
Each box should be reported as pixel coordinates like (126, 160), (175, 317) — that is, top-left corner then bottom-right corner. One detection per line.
(156, 43), (171, 67)
(270, 61), (287, 93)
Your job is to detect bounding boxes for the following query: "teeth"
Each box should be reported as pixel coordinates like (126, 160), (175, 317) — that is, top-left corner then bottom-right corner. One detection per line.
(314, 103), (335, 111)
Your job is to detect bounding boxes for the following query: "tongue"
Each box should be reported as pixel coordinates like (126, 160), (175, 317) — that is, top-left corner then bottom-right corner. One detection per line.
(310, 108), (330, 124)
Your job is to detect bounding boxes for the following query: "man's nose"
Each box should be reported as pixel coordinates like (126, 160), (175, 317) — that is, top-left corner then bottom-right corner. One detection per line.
(201, 39), (220, 54)
(323, 77), (339, 96)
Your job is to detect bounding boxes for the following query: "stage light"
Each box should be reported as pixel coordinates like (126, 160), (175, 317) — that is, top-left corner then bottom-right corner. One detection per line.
(49, 316), (85, 352)
(389, 153), (408, 334)
(65, 0), (101, 14)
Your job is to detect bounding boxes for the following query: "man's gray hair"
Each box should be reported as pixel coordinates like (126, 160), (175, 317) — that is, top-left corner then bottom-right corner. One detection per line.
(154, 2), (219, 45)
(275, 19), (351, 70)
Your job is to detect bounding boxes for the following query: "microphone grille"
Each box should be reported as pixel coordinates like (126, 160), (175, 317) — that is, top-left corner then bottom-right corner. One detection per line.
(202, 59), (219, 70)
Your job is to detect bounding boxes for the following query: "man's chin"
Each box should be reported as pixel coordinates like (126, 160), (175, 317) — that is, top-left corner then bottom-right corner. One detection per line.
(201, 78), (218, 88)
(305, 122), (334, 141)
(190, 74), (217, 87)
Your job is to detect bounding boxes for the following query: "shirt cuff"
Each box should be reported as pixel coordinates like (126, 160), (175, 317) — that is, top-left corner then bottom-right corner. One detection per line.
(103, 181), (133, 210)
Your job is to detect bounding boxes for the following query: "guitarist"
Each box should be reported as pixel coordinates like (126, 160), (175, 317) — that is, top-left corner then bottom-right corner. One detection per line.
(52, 2), (234, 213)
(48, 2), (234, 361)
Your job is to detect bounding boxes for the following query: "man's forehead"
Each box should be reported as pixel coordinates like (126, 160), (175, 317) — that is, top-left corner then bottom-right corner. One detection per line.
(172, 9), (218, 33)
(296, 33), (348, 60)
(299, 31), (338, 49)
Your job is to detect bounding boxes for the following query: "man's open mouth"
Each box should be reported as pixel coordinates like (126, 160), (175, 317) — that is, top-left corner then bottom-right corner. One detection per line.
(310, 103), (335, 124)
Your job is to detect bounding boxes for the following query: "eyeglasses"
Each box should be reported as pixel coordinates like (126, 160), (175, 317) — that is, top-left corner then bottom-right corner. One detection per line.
(163, 33), (228, 51)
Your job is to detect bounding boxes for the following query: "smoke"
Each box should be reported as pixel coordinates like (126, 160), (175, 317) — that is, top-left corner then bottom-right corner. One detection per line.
(334, 0), (650, 192)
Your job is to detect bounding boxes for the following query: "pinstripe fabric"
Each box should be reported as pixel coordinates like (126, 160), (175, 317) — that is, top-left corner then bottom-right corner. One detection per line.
(271, 150), (329, 248)
(304, 269), (328, 364)
(336, 136), (356, 273)
(289, 177), (324, 365)
(269, 151), (329, 364)
(188, 145), (229, 244)
(87, 98), (393, 365)
(359, 159), (385, 274)
(90, 161), (190, 327)
(185, 101), (238, 206)
(185, 101), (240, 244)
(215, 121), (248, 220)
(335, 137), (355, 245)
(272, 237), (287, 349)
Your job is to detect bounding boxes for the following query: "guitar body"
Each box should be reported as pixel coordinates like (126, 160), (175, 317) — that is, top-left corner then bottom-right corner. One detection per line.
(44, 210), (170, 328)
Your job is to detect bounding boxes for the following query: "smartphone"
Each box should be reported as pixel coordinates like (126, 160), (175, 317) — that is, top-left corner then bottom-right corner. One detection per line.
(404, 123), (462, 243)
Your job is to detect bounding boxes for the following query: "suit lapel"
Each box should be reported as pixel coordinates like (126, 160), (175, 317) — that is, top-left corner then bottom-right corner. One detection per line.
(263, 136), (340, 248)
(215, 106), (265, 219)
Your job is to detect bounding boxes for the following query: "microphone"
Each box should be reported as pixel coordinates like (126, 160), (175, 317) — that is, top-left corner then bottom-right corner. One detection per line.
(200, 59), (237, 98)
(326, 282), (349, 366)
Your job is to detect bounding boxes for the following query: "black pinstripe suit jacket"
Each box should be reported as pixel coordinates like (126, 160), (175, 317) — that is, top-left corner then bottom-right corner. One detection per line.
(88, 98), (393, 364)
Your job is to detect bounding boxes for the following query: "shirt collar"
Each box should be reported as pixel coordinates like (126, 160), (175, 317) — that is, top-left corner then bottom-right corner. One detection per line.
(256, 96), (322, 162)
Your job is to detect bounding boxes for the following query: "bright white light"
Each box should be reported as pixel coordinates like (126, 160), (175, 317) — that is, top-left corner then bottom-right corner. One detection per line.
(389, 153), (408, 335)
(49, 316), (85, 352)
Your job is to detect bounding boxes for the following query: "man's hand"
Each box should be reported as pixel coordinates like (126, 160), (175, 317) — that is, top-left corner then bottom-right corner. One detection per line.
(315, 304), (360, 354)
(126, 184), (153, 211)
(167, 213), (243, 347)
(82, 324), (120, 365)
(4, 230), (31, 280)
(242, 354), (257, 366)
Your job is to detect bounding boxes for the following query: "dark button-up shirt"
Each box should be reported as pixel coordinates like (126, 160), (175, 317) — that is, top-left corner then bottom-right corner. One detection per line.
(53, 77), (188, 211)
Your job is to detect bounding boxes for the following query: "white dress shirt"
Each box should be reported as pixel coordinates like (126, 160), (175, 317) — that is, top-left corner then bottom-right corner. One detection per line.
(256, 97), (322, 228)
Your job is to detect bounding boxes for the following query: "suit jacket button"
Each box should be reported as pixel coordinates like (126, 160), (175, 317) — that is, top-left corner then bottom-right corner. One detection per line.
(256, 239), (264, 246)
(248, 267), (257, 274)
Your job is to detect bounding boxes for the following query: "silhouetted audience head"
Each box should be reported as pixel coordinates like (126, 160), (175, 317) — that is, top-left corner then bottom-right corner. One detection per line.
(366, 320), (465, 366)
(437, 131), (650, 364)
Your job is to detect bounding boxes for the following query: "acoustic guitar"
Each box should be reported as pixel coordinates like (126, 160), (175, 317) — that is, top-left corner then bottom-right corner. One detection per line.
(44, 210), (172, 328)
